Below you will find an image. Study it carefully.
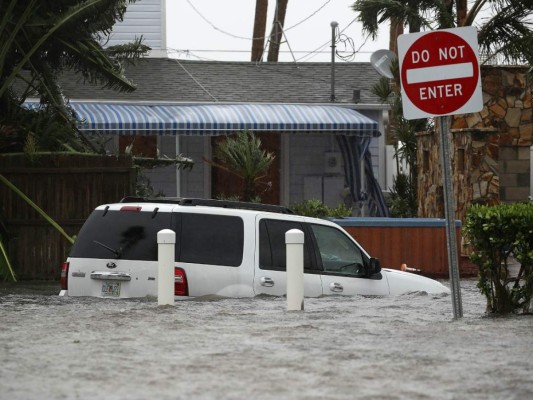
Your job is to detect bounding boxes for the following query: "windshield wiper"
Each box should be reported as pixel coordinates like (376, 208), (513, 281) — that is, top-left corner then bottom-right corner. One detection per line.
(93, 240), (122, 259)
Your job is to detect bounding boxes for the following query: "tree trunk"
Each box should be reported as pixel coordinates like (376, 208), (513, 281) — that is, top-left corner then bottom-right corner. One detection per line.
(456, 0), (468, 27)
(251, 0), (269, 62)
(267, 0), (289, 62)
(389, 17), (403, 55)
(387, 18), (403, 144)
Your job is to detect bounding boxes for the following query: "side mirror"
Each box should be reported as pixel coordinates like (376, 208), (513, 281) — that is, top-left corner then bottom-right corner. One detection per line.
(367, 257), (381, 276)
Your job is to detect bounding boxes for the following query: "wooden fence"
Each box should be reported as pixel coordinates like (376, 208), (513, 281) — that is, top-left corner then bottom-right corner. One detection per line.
(334, 218), (474, 278)
(0, 154), (136, 280)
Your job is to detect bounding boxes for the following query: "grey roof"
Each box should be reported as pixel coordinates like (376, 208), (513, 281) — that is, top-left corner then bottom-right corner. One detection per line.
(58, 58), (384, 106)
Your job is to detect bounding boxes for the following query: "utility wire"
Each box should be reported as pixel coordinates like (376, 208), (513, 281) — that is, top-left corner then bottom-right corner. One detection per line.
(182, 1), (367, 64)
(170, 55), (219, 101)
(295, 16), (359, 62)
(168, 48), (373, 56)
(185, 0), (333, 41)
(167, 14), (372, 63)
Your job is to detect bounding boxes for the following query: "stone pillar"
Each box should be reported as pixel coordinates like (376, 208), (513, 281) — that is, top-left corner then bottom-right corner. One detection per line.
(416, 128), (499, 222)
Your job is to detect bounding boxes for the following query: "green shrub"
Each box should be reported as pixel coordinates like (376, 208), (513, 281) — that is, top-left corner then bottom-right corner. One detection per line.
(464, 202), (533, 314)
(290, 199), (352, 219)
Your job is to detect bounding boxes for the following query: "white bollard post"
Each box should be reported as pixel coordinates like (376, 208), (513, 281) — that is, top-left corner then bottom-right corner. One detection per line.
(158, 229), (176, 306)
(286, 229), (304, 311)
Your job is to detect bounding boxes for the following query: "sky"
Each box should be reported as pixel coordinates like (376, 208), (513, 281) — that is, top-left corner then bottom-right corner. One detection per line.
(165, 0), (392, 62)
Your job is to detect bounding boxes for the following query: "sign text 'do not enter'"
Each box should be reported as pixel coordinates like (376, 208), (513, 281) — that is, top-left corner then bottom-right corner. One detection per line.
(398, 27), (483, 120)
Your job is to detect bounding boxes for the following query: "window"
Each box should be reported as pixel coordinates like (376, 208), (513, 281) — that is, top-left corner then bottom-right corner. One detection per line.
(311, 224), (365, 276)
(259, 219), (313, 271)
(70, 210), (172, 261)
(177, 213), (244, 267)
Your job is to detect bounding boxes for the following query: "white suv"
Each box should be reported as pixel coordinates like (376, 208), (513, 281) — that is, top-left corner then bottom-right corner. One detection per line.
(60, 198), (449, 298)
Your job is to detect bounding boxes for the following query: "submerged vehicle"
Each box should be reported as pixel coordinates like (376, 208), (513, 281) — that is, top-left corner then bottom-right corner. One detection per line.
(60, 198), (449, 298)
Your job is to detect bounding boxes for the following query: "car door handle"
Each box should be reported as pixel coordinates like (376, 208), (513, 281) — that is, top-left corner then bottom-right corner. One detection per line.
(260, 277), (275, 287)
(90, 271), (131, 281)
(329, 282), (343, 293)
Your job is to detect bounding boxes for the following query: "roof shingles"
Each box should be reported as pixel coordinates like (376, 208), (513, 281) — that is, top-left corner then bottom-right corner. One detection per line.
(58, 59), (383, 105)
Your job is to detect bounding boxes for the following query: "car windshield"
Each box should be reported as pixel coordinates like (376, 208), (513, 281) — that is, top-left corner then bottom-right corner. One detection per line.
(69, 209), (172, 261)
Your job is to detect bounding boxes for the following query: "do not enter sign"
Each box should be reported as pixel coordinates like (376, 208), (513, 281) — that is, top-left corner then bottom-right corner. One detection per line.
(398, 26), (483, 120)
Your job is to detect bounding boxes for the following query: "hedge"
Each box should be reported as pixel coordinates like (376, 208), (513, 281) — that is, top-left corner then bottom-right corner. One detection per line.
(464, 202), (533, 314)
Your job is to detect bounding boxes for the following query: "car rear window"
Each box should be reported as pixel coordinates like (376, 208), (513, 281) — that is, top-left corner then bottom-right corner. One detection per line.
(69, 209), (172, 261)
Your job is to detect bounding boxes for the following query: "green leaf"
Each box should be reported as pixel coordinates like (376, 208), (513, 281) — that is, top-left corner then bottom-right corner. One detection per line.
(0, 174), (74, 245)
(0, 239), (16, 282)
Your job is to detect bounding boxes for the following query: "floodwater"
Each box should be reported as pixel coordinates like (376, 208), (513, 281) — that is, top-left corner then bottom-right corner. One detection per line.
(0, 280), (532, 400)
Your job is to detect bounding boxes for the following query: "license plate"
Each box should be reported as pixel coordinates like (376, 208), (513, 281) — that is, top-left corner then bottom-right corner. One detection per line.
(101, 282), (121, 297)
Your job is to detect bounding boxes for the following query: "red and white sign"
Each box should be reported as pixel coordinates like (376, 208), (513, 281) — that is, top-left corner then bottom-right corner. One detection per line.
(398, 26), (483, 120)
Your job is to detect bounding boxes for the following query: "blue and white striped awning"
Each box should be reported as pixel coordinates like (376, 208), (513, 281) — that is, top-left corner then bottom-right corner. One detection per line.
(69, 103), (380, 137)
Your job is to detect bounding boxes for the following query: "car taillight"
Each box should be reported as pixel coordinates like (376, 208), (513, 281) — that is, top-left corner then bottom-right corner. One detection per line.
(60, 262), (69, 290)
(174, 267), (188, 296)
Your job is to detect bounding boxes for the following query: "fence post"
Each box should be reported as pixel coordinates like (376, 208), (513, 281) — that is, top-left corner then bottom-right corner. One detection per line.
(286, 229), (304, 311)
(530, 145), (532, 200)
(158, 229), (176, 306)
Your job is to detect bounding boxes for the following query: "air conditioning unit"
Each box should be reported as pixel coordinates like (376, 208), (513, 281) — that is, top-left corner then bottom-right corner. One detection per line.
(324, 152), (343, 174)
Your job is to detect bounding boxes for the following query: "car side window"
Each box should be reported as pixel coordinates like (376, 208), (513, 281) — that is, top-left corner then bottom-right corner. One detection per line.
(259, 219), (313, 271)
(177, 213), (244, 267)
(311, 224), (365, 276)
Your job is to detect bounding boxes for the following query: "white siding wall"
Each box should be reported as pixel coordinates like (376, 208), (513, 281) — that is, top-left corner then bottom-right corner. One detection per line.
(289, 134), (337, 205)
(287, 131), (383, 207)
(103, 0), (166, 54)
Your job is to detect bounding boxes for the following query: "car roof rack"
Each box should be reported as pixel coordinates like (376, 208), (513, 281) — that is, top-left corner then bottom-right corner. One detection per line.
(119, 197), (293, 214)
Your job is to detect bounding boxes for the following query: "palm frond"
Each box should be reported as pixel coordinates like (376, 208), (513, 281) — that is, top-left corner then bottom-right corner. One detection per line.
(0, 174), (75, 245)
(352, 0), (442, 37)
(1, 0), (110, 98)
(0, 238), (17, 282)
(371, 77), (394, 103)
(477, 0), (533, 64)
(57, 38), (138, 93)
(105, 37), (151, 64)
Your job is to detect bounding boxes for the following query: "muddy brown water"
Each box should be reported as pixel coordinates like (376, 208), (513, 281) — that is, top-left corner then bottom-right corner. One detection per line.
(1, 280), (532, 400)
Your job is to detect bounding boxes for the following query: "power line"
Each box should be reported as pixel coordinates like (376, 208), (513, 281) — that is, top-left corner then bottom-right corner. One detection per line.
(180, 2), (372, 63)
(295, 16), (360, 62)
(168, 53), (219, 101)
(184, 0), (333, 41)
(167, 48), (373, 55)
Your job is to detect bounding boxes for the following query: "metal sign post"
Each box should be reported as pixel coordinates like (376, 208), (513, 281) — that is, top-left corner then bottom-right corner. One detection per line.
(438, 116), (463, 319)
(397, 27), (485, 319)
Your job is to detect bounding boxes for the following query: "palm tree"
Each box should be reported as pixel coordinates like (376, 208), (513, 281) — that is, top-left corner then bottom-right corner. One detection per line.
(354, 0), (533, 217)
(211, 131), (275, 202)
(0, 0), (149, 280)
(352, 0), (453, 37)
(0, 0), (149, 150)
(352, 0), (533, 64)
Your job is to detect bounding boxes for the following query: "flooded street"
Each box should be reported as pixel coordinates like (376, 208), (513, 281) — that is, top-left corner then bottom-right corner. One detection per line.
(1, 280), (532, 400)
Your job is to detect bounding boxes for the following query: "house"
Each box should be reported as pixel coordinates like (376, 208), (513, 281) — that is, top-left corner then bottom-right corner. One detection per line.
(58, 59), (390, 215)
(50, 0), (392, 215)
